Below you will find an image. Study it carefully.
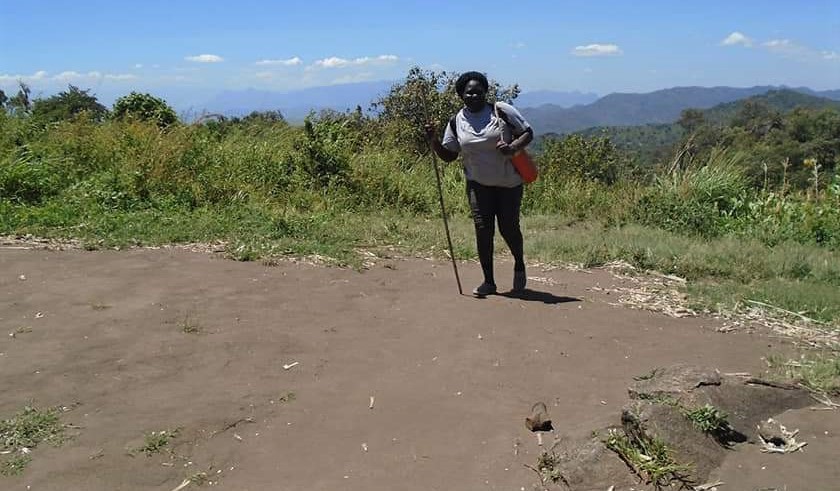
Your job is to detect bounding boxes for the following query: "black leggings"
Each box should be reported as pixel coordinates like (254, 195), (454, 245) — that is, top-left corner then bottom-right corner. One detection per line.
(466, 180), (525, 284)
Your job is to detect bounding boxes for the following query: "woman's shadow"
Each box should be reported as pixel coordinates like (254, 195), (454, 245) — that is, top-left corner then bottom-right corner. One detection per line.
(496, 289), (580, 305)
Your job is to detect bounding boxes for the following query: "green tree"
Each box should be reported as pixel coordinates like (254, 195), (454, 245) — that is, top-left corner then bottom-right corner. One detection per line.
(678, 108), (705, 134)
(540, 134), (625, 184)
(112, 92), (178, 128)
(8, 82), (32, 114)
(31, 85), (108, 123)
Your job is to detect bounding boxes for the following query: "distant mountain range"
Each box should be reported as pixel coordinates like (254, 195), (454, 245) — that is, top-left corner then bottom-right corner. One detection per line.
(521, 86), (840, 135)
(199, 81), (394, 122)
(513, 90), (599, 108)
(571, 89), (840, 162)
(195, 83), (600, 121)
(191, 81), (840, 128)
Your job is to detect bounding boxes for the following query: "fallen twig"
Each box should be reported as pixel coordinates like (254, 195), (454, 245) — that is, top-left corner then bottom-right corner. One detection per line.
(170, 479), (191, 491)
(746, 300), (825, 324)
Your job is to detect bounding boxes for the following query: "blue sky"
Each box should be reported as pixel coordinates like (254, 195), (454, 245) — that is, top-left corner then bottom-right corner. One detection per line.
(2, 0), (839, 104)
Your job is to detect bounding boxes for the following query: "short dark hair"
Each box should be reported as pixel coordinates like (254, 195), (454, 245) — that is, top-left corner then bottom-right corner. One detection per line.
(455, 71), (489, 97)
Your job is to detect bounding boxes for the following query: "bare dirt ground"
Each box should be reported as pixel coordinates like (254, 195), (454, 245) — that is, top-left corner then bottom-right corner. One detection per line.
(1, 248), (838, 491)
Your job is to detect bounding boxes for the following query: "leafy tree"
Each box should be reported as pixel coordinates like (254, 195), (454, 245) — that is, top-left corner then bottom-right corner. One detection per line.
(540, 134), (625, 184)
(731, 100), (782, 137)
(31, 85), (108, 123)
(241, 110), (285, 124)
(112, 92), (178, 128)
(372, 66), (520, 154)
(678, 108), (705, 133)
(7, 82), (32, 114)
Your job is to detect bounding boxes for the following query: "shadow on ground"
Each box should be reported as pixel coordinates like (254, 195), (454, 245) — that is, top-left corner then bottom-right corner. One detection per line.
(496, 288), (581, 305)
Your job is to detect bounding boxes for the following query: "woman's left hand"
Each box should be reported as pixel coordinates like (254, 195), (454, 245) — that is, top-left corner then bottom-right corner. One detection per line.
(496, 140), (517, 155)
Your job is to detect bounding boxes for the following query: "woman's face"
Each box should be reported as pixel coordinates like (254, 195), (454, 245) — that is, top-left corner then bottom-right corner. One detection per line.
(462, 79), (487, 111)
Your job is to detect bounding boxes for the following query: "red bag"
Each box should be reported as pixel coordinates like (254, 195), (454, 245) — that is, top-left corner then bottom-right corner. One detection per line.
(495, 103), (538, 183)
(511, 149), (538, 183)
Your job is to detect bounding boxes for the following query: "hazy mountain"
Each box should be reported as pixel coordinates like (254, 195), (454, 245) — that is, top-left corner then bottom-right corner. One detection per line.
(189, 81), (839, 126)
(197, 84), (598, 121)
(522, 86), (786, 135)
(567, 89), (840, 163)
(514, 90), (599, 108)
(199, 80), (395, 121)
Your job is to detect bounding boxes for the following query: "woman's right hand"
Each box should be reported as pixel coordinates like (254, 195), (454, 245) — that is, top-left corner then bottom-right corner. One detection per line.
(423, 121), (437, 141)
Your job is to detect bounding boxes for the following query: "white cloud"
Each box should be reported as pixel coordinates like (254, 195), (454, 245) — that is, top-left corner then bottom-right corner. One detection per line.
(721, 31), (753, 47)
(762, 39), (810, 59)
(0, 70), (49, 83)
(513, 41), (526, 49)
(1, 70), (138, 85)
(134, 63), (143, 69)
(763, 39), (794, 49)
(571, 44), (622, 57)
(822, 50), (840, 60)
(312, 54), (399, 69)
(105, 74), (137, 81)
(255, 71), (274, 79)
(185, 54), (224, 63)
(54, 71), (83, 81)
(583, 67), (593, 73)
(256, 57), (302, 66)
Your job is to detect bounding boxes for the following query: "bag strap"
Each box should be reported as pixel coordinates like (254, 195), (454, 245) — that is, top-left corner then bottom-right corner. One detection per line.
(449, 103), (520, 141)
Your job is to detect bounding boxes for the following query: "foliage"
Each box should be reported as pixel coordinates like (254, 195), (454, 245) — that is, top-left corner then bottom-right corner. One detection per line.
(6, 82), (32, 114)
(538, 133), (628, 184)
(767, 352), (840, 395)
(605, 429), (691, 488)
(112, 92), (178, 128)
(31, 85), (108, 123)
(683, 404), (729, 434)
(0, 405), (65, 476)
(633, 149), (750, 237)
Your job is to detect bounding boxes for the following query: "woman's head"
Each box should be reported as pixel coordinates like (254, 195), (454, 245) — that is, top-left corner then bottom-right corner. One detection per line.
(455, 71), (489, 112)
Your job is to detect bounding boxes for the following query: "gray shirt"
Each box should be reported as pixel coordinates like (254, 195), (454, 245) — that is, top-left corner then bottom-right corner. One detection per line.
(442, 101), (531, 187)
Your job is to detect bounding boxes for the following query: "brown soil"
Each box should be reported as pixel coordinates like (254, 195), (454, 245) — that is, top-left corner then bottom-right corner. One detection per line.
(1, 249), (838, 490)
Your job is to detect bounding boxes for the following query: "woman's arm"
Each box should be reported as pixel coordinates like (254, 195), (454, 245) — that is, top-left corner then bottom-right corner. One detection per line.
(425, 123), (459, 162)
(497, 127), (533, 155)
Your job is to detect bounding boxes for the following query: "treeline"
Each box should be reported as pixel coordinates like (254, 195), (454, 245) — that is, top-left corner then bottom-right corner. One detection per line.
(1, 68), (839, 251)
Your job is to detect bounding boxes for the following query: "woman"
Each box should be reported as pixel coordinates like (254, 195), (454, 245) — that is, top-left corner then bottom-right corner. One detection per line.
(425, 71), (534, 296)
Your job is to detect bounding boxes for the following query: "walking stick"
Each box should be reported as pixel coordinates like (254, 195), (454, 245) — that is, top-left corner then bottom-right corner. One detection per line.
(422, 96), (463, 295)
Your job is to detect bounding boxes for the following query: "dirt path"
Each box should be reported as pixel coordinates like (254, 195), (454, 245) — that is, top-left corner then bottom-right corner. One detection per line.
(1, 249), (838, 490)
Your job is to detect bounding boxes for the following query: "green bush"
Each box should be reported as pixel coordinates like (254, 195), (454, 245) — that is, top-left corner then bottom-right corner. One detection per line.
(112, 92), (178, 128)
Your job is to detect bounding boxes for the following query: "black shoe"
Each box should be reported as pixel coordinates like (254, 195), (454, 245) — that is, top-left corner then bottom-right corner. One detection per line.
(472, 282), (497, 296)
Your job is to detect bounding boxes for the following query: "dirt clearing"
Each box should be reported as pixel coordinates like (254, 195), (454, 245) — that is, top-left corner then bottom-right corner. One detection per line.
(1, 249), (838, 490)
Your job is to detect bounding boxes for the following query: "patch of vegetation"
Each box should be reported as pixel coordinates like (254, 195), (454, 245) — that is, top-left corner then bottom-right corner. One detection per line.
(633, 367), (664, 381)
(189, 471), (209, 485)
(683, 404), (730, 434)
(533, 448), (568, 486)
(0, 454), (31, 477)
(179, 313), (201, 334)
(0, 405), (66, 476)
(136, 429), (179, 456)
(766, 352), (840, 395)
(636, 393), (681, 407)
(605, 429), (692, 489)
